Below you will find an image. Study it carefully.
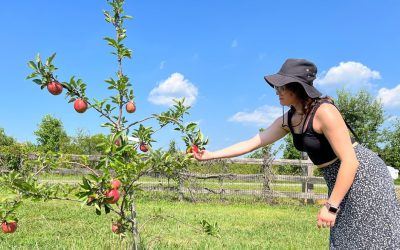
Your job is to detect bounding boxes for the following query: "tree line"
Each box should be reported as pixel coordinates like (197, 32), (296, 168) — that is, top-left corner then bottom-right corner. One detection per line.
(1, 89), (400, 170)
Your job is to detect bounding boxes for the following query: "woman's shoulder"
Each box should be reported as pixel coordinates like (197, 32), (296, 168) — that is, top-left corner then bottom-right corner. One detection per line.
(314, 100), (342, 122)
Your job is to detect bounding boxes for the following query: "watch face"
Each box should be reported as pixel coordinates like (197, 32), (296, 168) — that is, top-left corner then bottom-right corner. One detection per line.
(328, 206), (338, 213)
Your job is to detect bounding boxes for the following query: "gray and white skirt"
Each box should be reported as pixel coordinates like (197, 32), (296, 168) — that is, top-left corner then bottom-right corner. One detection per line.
(322, 144), (400, 250)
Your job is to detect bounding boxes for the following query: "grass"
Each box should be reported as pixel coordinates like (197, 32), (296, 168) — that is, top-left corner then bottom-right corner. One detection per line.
(0, 193), (329, 249)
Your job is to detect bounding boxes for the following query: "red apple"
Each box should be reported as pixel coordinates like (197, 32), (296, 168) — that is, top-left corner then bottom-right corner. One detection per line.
(112, 222), (122, 234)
(139, 143), (149, 152)
(105, 189), (120, 204)
(114, 138), (121, 147)
(191, 145), (199, 154)
(47, 81), (63, 95)
(74, 99), (88, 113)
(111, 179), (121, 190)
(126, 101), (136, 113)
(2, 221), (17, 234)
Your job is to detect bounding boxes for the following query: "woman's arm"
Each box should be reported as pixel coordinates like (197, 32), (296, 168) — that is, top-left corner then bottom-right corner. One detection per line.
(194, 114), (289, 161)
(315, 103), (359, 228)
(316, 103), (359, 206)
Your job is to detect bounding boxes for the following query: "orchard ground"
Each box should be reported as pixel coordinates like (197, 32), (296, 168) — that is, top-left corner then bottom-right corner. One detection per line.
(2, 173), (400, 249)
(0, 190), (329, 249)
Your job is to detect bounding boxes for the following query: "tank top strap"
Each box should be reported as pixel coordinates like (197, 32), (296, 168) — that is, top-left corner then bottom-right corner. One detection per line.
(305, 100), (333, 132)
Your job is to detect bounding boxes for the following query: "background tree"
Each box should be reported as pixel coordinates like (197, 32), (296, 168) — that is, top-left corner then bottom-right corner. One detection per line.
(335, 88), (385, 152)
(64, 129), (108, 155)
(282, 134), (301, 160)
(34, 114), (69, 152)
(0, 128), (16, 146)
(380, 119), (400, 170)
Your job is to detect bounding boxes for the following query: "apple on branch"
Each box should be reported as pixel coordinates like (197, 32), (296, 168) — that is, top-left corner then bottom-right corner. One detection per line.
(112, 222), (123, 234)
(105, 189), (120, 204)
(47, 81), (63, 95)
(74, 99), (88, 113)
(126, 101), (136, 113)
(139, 142), (149, 152)
(111, 179), (121, 190)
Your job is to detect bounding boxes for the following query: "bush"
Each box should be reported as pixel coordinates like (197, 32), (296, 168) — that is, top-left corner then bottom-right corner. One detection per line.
(0, 144), (31, 171)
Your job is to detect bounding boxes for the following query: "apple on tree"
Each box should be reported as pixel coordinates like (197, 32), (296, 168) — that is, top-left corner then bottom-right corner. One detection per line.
(126, 101), (136, 113)
(74, 99), (88, 113)
(139, 142), (149, 152)
(105, 189), (120, 204)
(112, 222), (122, 234)
(1, 221), (17, 234)
(111, 179), (121, 190)
(47, 81), (63, 95)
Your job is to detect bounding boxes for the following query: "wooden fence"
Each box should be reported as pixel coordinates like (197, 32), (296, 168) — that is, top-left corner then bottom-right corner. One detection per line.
(0, 154), (328, 201)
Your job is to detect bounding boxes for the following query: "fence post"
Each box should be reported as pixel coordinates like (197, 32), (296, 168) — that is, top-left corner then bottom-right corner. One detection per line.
(262, 152), (273, 203)
(301, 152), (314, 204)
(177, 172), (184, 202)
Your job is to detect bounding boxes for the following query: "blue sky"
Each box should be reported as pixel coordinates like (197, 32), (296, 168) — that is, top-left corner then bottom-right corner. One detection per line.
(1, 1), (400, 153)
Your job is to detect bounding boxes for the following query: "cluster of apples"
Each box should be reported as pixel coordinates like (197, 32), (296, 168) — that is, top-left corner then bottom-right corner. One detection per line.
(1, 221), (17, 234)
(47, 81), (88, 113)
(105, 179), (121, 204)
(47, 81), (136, 115)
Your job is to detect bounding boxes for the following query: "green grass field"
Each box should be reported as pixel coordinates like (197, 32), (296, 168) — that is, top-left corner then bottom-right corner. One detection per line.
(0, 193), (329, 249)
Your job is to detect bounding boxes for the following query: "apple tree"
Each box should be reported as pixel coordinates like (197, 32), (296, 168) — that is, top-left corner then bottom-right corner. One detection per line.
(2, 0), (214, 248)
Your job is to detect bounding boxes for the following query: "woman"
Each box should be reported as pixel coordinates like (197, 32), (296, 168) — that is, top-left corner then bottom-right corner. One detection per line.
(193, 58), (400, 249)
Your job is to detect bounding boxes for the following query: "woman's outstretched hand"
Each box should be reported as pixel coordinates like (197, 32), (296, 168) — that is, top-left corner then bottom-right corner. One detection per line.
(192, 150), (215, 161)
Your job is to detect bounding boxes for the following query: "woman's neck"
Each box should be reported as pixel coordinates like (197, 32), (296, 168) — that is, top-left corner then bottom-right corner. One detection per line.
(291, 103), (305, 115)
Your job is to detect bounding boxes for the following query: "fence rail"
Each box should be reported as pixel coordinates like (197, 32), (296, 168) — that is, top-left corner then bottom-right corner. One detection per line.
(1, 154), (328, 201)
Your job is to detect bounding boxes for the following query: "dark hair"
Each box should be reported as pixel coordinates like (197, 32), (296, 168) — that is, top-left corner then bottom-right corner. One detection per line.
(285, 82), (333, 116)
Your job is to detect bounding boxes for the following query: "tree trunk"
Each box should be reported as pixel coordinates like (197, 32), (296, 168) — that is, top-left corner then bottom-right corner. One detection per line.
(130, 194), (141, 250)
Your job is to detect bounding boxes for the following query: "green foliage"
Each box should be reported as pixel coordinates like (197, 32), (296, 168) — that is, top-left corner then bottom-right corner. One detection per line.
(63, 129), (108, 155)
(0, 128), (15, 146)
(381, 118), (400, 170)
(0, 143), (32, 171)
(335, 88), (385, 151)
(34, 114), (70, 152)
(282, 134), (301, 160)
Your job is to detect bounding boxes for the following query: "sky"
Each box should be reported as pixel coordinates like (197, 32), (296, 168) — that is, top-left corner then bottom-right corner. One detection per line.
(1, 0), (400, 155)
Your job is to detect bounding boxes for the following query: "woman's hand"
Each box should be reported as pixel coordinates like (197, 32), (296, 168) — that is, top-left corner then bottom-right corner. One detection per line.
(316, 205), (337, 228)
(193, 150), (214, 161)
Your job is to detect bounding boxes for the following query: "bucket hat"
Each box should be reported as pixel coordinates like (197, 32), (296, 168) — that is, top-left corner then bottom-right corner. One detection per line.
(264, 58), (322, 98)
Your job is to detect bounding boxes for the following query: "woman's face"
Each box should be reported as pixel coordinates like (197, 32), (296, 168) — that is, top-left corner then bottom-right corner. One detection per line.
(274, 85), (299, 106)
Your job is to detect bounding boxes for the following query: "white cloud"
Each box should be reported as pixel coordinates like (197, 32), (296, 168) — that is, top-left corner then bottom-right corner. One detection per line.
(229, 105), (281, 126)
(231, 39), (238, 48)
(148, 73), (198, 106)
(377, 84), (400, 108)
(315, 61), (381, 87)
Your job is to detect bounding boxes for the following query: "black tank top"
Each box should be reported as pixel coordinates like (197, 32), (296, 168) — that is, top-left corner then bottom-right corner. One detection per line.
(287, 101), (338, 165)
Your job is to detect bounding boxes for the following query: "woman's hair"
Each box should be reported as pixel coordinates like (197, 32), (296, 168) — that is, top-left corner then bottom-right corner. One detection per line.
(285, 82), (333, 116)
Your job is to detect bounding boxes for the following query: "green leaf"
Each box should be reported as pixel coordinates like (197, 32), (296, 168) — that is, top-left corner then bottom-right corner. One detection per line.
(104, 204), (110, 214)
(46, 53), (56, 66)
(28, 61), (37, 70)
(35, 53), (41, 63)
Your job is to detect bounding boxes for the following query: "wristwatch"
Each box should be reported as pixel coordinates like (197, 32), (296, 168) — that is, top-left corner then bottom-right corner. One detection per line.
(325, 202), (339, 214)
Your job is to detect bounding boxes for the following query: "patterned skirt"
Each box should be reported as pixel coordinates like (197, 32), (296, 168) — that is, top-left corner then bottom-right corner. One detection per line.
(322, 144), (400, 250)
